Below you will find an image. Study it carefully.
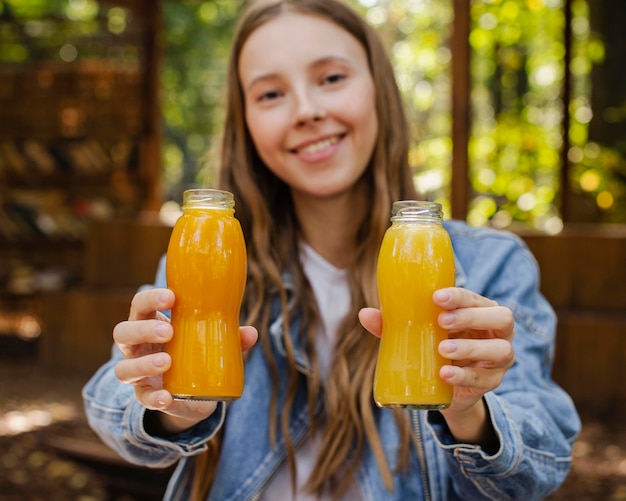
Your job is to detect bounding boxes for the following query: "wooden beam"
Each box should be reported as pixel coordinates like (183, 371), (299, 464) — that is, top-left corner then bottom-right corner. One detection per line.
(139, 0), (164, 213)
(451, 0), (471, 220)
(560, 0), (573, 223)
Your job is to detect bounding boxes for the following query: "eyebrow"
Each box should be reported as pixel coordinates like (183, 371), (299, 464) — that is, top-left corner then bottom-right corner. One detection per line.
(243, 55), (354, 92)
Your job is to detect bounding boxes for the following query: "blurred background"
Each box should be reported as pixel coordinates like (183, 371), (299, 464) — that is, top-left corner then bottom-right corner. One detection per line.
(0, 0), (624, 499)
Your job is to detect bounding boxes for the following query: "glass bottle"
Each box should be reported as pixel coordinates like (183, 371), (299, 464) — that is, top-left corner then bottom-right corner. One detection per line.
(163, 189), (247, 400)
(373, 201), (455, 410)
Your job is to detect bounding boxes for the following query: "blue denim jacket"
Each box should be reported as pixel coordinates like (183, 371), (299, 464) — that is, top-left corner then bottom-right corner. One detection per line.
(83, 220), (580, 500)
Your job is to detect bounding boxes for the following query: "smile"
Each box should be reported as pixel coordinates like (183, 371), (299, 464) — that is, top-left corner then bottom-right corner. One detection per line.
(293, 135), (342, 155)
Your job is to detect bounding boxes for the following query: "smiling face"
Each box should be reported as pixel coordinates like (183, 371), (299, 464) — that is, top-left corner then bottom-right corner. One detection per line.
(238, 11), (378, 201)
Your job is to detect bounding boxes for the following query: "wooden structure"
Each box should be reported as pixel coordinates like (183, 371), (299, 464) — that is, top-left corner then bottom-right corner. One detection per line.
(40, 219), (171, 376)
(0, 0), (624, 417)
(521, 226), (626, 414)
(450, 1), (626, 414)
(4, 2), (622, 496)
(0, 0), (163, 354)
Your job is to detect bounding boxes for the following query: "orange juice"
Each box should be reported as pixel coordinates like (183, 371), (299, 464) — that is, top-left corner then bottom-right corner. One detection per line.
(373, 201), (455, 410)
(163, 189), (247, 401)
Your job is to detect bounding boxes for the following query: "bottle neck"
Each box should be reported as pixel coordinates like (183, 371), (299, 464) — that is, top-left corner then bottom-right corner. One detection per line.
(391, 201), (443, 224)
(182, 189), (235, 211)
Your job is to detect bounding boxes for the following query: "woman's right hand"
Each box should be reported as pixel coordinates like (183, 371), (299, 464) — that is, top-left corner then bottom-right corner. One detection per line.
(112, 288), (258, 435)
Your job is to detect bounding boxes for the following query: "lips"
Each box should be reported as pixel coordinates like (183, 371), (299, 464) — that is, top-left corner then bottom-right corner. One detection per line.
(291, 134), (344, 155)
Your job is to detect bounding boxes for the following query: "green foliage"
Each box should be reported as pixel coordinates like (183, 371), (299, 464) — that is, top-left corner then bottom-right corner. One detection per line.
(4, 0), (623, 225)
(465, 0), (566, 230)
(161, 1), (243, 202)
(0, 0), (134, 63)
(566, 0), (626, 223)
(352, 0), (455, 214)
(468, 0), (625, 226)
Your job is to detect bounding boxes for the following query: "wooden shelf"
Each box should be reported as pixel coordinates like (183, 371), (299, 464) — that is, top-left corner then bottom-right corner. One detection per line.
(0, 2), (160, 297)
(0, 237), (83, 250)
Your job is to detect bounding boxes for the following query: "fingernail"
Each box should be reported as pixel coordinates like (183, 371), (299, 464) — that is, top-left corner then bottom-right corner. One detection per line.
(158, 290), (172, 306)
(440, 366), (455, 379)
(154, 323), (170, 339)
(152, 354), (167, 367)
(433, 289), (450, 302)
(440, 312), (456, 326)
(440, 340), (457, 354)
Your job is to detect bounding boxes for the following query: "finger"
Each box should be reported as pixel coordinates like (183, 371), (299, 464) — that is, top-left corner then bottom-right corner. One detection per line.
(114, 352), (171, 384)
(137, 388), (174, 411)
(113, 319), (173, 350)
(439, 338), (515, 368)
(358, 307), (382, 338)
(240, 326), (258, 351)
(129, 288), (175, 321)
(139, 390), (217, 420)
(440, 364), (505, 393)
(433, 288), (499, 309)
(438, 306), (515, 336)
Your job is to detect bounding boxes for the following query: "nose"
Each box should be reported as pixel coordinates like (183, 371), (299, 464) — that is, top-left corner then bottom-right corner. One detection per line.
(293, 88), (326, 126)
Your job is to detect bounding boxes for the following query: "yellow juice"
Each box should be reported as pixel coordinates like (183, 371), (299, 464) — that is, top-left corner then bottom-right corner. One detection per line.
(163, 190), (247, 401)
(374, 203), (455, 410)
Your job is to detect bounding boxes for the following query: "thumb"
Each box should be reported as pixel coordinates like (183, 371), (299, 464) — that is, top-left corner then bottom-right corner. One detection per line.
(358, 307), (382, 338)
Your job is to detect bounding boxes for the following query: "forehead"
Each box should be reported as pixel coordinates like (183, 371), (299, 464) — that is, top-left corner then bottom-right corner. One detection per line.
(238, 11), (367, 77)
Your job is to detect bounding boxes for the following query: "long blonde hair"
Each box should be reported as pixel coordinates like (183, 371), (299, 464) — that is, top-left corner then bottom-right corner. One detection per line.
(192, 1), (419, 499)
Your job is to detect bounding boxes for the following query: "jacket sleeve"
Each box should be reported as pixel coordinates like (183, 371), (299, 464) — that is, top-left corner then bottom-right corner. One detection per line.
(426, 227), (581, 501)
(81, 255), (225, 468)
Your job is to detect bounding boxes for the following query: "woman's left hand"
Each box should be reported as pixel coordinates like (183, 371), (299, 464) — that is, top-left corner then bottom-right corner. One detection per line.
(430, 287), (516, 412)
(359, 286), (515, 449)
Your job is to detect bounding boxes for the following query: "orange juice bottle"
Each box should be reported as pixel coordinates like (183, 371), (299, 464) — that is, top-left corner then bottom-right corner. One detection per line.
(373, 201), (455, 410)
(163, 189), (247, 401)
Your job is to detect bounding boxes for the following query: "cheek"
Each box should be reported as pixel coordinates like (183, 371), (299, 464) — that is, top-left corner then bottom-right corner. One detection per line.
(342, 86), (378, 136)
(363, 108), (379, 148)
(246, 110), (276, 159)
(352, 96), (378, 153)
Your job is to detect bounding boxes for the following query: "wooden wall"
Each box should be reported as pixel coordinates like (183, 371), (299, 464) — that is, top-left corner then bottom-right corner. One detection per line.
(520, 224), (626, 415)
(40, 218), (172, 376)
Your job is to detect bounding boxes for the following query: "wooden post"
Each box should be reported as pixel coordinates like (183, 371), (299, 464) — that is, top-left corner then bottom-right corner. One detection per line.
(560, 0), (572, 223)
(140, 0), (164, 213)
(451, 0), (471, 220)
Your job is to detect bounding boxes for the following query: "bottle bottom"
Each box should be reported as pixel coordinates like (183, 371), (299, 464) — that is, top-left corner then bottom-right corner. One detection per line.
(376, 402), (450, 411)
(172, 394), (240, 402)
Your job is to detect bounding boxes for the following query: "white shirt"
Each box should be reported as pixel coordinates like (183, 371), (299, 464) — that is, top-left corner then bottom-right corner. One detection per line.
(259, 242), (360, 501)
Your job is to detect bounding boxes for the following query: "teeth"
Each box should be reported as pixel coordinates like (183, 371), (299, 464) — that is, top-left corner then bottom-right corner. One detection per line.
(297, 136), (340, 154)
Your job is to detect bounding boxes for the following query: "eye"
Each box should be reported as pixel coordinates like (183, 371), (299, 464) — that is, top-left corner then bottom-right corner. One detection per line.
(258, 89), (283, 102)
(323, 72), (346, 85)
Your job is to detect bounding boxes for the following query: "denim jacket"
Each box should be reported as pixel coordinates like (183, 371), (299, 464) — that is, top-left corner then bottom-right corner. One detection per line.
(83, 220), (580, 500)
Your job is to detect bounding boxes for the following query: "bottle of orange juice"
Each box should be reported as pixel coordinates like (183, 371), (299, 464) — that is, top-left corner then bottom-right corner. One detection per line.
(373, 201), (455, 410)
(163, 189), (247, 401)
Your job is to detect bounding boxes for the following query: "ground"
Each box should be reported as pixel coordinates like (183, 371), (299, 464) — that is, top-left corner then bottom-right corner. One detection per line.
(1, 348), (625, 500)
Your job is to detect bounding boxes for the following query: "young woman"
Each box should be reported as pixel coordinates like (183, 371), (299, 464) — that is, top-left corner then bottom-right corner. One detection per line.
(83, 1), (580, 499)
